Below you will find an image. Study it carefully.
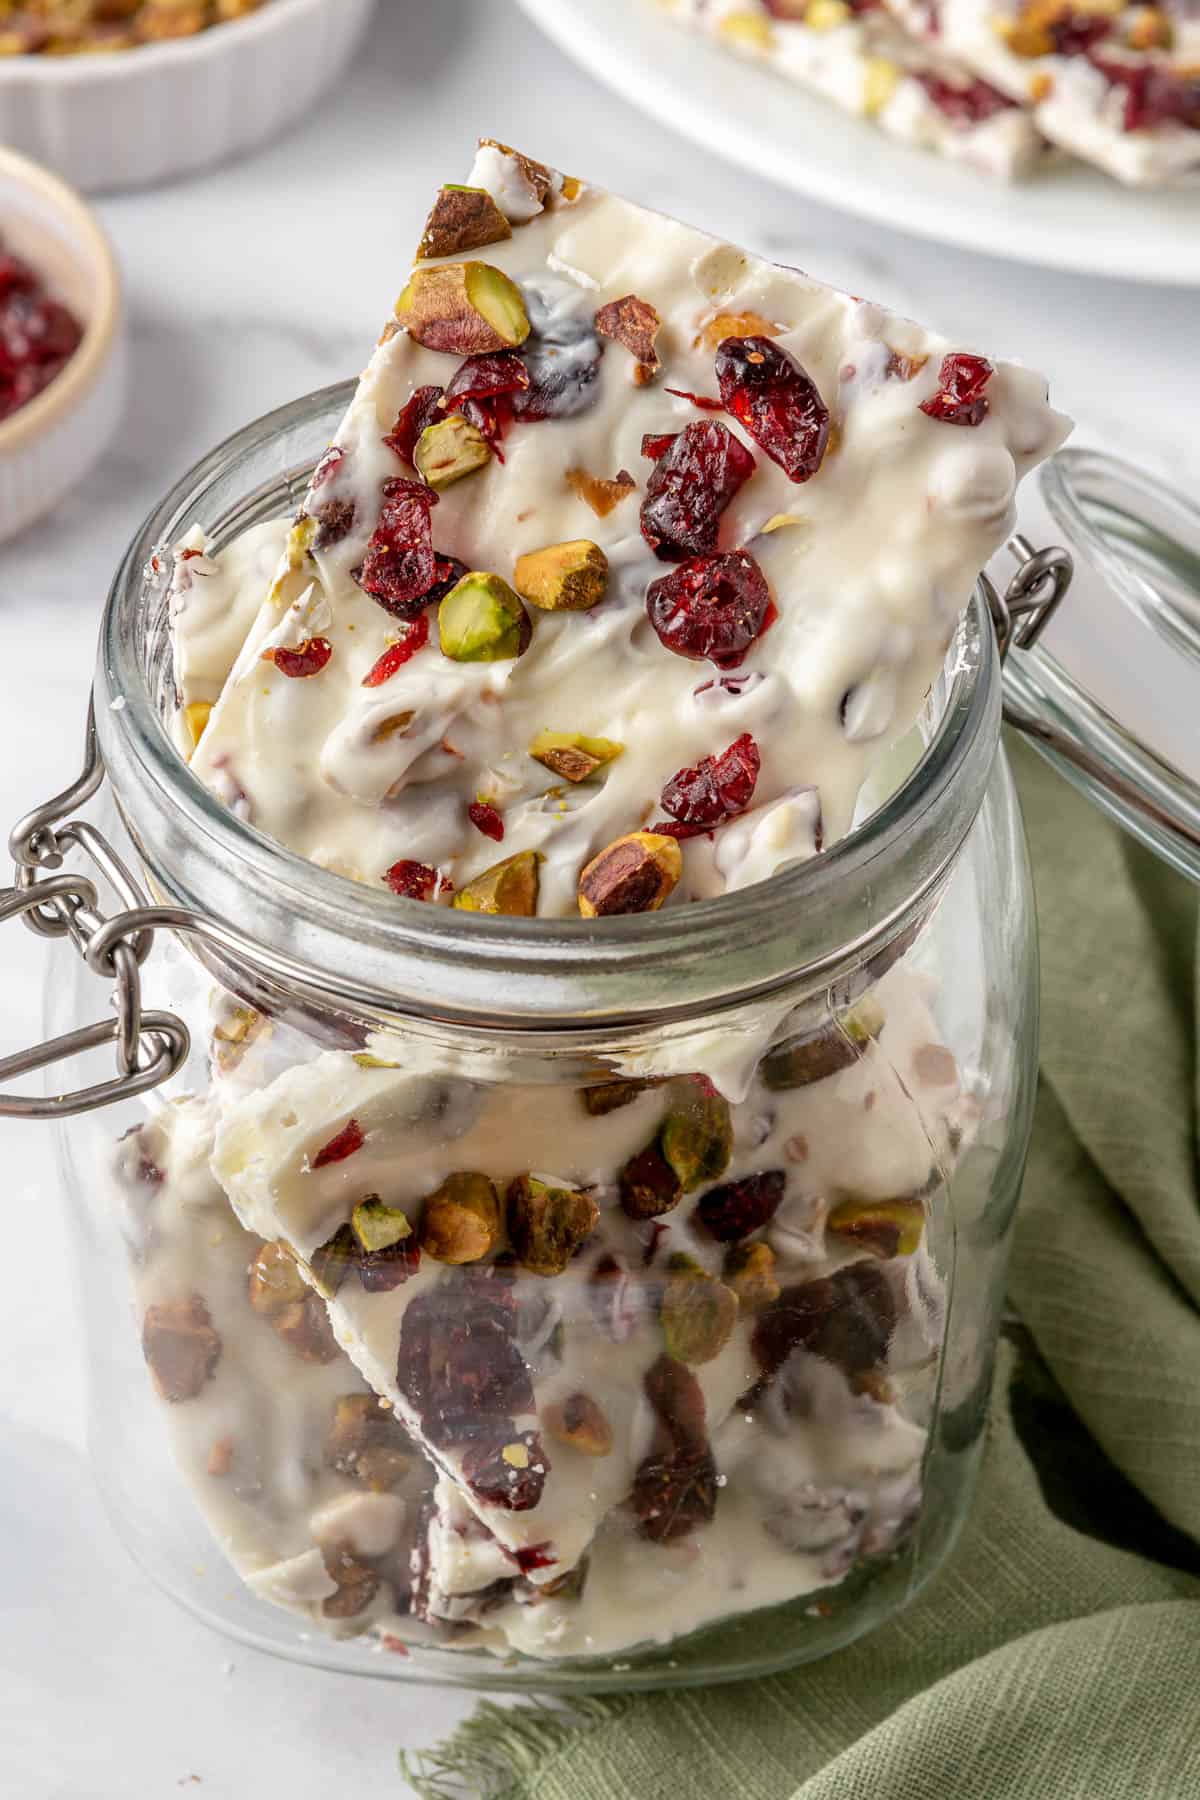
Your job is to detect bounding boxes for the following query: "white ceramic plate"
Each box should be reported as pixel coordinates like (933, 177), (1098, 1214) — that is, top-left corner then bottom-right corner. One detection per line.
(514, 0), (1200, 284)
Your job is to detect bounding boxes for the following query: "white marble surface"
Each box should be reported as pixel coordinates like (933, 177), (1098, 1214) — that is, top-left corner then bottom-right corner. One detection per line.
(0, 1), (1197, 1794)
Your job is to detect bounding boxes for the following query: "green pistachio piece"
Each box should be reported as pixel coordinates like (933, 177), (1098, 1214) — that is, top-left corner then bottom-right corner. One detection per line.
(761, 993), (887, 1091)
(660, 1082), (734, 1193)
(395, 260), (531, 356)
(661, 1253), (738, 1365)
(414, 413), (492, 489)
(514, 539), (609, 612)
(452, 849), (542, 917)
(419, 1172), (502, 1265)
(350, 1197), (412, 1255)
(416, 184), (512, 261)
(439, 571), (530, 662)
(827, 1196), (925, 1258)
(542, 1393), (612, 1456)
(530, 730), (624, 784)
(723, 1240), (781, 1311)
(309, 1223), (358, 1298)
(507, 1174), (599, 1277)
(580, 1076), (656, 1116)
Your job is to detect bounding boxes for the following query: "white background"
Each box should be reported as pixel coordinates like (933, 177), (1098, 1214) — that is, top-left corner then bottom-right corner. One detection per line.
(1, 2), (1198, 1794)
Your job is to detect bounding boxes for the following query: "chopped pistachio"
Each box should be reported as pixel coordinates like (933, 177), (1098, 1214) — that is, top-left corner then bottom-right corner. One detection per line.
(395, 261), (530, 356)
(452, 849), (542, 916)
(439, 572), (530, 661)
(761, 993), (886, 1090)
(542, 1392), (613, 1456)
(578, 831), (681, 917)
(661, 1254), (738, 1365)
(827, 1196), (925, 1258)
(580, 1076), (655, 1116)
(351, 1198), (412, 1255)
(507, 1174), (599, 1276)
(416, 184), (512, 261)
(309, 1223), (358, 1298)
(660, 1083), (734, 1192)
(529, 730), (624, 784)
(620, 1140), (684, 1220)
(419, 1172), (502, 1264)
(513, 539), (609, 612)
(414, 414), (492, 489)
(247, 1239), (307, 1317)
(724, 1240), (781, 1310)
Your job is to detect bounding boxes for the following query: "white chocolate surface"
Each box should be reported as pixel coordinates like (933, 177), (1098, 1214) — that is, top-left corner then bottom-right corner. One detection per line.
(184, 148), (1068, 914)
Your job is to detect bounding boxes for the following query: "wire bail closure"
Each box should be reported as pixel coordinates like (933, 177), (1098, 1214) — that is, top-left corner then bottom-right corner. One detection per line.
(3, 532), (1187, 1121)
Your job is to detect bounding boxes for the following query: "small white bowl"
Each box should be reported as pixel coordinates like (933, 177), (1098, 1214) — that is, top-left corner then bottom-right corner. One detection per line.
(0, 0), (377, 194)
(0, 147), (125, 544)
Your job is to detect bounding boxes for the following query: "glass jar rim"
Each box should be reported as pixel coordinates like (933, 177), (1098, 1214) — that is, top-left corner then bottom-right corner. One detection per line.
(94, 380), (1001, 1031)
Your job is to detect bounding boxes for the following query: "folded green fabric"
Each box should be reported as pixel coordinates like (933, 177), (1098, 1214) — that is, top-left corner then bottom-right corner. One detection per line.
(404, 739), (1200, 1800)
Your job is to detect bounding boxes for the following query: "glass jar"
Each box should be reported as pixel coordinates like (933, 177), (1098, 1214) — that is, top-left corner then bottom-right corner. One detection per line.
(20, 383), (1039, 1694)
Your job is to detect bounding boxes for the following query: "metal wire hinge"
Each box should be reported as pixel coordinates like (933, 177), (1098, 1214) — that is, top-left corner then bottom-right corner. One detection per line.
(0, 702), (190, 1119)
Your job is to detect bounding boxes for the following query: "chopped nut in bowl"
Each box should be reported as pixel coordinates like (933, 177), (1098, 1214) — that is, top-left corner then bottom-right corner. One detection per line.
(33, 143), (1067, 1694)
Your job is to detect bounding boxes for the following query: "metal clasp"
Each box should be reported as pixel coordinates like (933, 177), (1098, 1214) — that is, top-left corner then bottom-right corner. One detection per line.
(0, 703), (191, 1120)
(986, 539), (1200, 856)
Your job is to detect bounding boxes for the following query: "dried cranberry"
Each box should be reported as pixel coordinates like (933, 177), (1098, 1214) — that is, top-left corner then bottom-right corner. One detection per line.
(632, 1355), (718, 1541)
(384, 860), (444, 901)
(363, 617), (430, 686)
(631, 1444), (718, 1542)
(0, 252), (36, 302)
(444, 351), (530, 409)
(660, 732), (761, 830)
(312, 1119), (365, 1168)
(643, 1353), (709, 1457)
(355, 479), (438, 614)
(751, 1263), (896, 1386)
(919, 353), (993, 426)
(664, 386), (725, 411)
(641, 431), (676, 461)
(263, 638), (333, 679)
(915, 73), (1014, 126)
(312, 498), (356, 550)
(468, 800), (505, 842)
(1048, 11), (1113, 54)
(397, 1282), (534, 1449)
(646, 549), (772, 669)
(715, 336), (830, 483)
(1088, 55), (1200, 132)
(357, 1238), (422, 1293)
(384, 385), (444, 467)
(640, 420), (756, 561)
(694, 1169), (786, 1242)
(0, 248), (83, 423)
(512, 1543), (557, 1573)
(460, 1430), (548, 1512)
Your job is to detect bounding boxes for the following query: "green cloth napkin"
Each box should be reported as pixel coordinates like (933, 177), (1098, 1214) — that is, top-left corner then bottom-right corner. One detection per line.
(404, 739), (1200, 1800)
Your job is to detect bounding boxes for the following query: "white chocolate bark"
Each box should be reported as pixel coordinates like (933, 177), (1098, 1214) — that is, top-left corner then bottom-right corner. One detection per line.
(168, 518), (291, 719)
(186, 147), (1069, 915)
(886, 0), (1200, 183)
(115, 1098), (428, 1630)
(210, 963), (966, 1592)
(662, 0), (1050, 180)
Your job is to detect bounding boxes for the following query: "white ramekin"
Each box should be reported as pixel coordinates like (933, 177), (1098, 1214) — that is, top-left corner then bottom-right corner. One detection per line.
(0, 147), (125, 543)
(0, 0), (378, 194)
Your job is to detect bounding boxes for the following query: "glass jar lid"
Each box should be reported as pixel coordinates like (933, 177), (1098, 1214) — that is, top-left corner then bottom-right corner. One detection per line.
(999, 447), (1200, 886)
